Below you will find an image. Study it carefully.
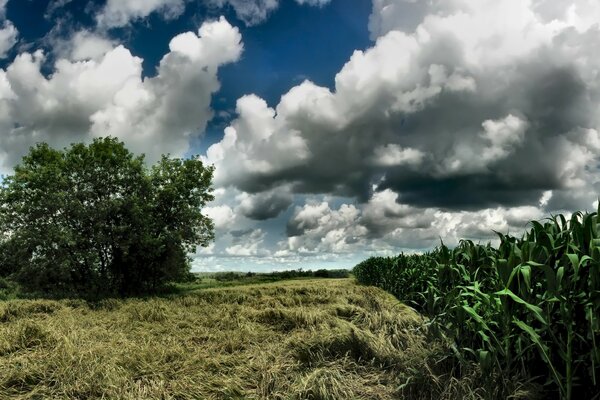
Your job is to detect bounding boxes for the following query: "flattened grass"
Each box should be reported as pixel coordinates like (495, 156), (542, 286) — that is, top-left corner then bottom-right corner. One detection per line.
(0, 279), (477, 399)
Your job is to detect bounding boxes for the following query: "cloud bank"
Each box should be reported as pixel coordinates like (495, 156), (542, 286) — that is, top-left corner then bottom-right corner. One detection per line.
(199, 0), (600, 269)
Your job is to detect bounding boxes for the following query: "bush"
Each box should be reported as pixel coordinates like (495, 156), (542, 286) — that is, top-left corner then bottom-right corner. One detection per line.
(0, 277), (10, 290)
(214, 272), (242, 282)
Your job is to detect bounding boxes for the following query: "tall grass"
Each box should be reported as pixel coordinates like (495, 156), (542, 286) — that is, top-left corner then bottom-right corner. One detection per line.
(354, 209), (600, 399)
(0, 279), (487, 399)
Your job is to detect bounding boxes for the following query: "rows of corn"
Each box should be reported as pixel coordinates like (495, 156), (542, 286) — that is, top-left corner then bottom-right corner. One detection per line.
(354, 210), (600, 399)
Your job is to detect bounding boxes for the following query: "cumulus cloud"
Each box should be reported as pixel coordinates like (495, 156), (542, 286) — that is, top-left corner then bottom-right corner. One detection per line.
(441, 114), (529, 174)
(360, 189), (430, 238)
(274, 189), (548, 260)
(284, 202), (367, 254)
(204, 93), (309, 190)
(51, 30), (116, 61)
(0, 20), (16, 58)
(205, 0), (600, 212)
(96, 0), (186, 28)
(226, 228), (267, 256)
(196, 0), (600, 267)
(0, 0), (7, 19)
(371, 144), (424, 167)
(203, 205), (236, 230)
(69, 31), (115, 60)
(236, 189), (293, 220)
(0, 0), (17, 59)
(208, 0), (279, 27)
(0, 16), (242, 171)
(94, 0), (333, 29)
(208, 0), (331, 26)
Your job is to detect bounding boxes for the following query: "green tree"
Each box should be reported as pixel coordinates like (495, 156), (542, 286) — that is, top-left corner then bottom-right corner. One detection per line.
(0, 137), (214, 297)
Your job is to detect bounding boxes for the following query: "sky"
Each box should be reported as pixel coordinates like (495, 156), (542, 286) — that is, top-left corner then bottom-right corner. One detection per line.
(0, 0), (599, 272)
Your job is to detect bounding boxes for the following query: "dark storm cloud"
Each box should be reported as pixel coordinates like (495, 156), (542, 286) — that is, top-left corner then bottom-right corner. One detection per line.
(237, 190), (293, 220)
(230, 228), (254, 238)
(212, 44), (597, 212)
(380, 61), (591, 209)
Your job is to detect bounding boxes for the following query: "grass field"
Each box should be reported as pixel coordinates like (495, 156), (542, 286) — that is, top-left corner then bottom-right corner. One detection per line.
(0, 278), (491, 400)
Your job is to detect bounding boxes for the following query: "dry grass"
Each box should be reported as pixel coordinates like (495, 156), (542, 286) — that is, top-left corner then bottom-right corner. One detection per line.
(0, 279), (484, 399)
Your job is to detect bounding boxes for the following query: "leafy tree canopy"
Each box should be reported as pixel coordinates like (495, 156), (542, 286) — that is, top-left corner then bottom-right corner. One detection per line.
(0, 137), (214, 297)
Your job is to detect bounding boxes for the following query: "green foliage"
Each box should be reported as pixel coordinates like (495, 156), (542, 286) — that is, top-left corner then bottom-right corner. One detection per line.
(0, 137), (214, 297)
(354, 210), (600, 399)
(211, 269), (351, 283)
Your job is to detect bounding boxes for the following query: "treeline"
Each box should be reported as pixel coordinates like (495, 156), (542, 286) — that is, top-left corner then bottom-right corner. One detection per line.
(211, 268), (350, 283)
(0, 138), (215, 298)
(354, 210), (600, 399)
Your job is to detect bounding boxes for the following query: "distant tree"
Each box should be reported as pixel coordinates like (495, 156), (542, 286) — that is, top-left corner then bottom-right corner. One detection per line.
(0, 137), (214, 297)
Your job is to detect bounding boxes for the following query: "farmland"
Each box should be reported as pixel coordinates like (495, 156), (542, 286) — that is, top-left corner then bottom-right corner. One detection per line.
(0, 278), (475, 400)
(2, 214), (599, 400)
(355, 210), (600, 399)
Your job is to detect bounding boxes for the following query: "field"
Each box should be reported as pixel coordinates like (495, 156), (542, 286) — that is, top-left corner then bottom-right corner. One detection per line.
(0, 278), (477, 400)
(354, 211), (600, 399)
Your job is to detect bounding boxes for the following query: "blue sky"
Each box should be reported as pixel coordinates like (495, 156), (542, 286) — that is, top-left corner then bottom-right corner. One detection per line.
(0, 0), (599, 271)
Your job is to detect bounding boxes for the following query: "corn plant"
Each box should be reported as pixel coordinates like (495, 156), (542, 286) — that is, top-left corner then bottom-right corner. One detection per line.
(354, 207), (600, 399)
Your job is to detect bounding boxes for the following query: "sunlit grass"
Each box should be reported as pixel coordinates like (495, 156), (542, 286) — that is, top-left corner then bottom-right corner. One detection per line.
(0, 278), (469, 400)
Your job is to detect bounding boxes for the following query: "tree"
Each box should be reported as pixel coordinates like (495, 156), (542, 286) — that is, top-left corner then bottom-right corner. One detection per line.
(0, 137), (214, 296)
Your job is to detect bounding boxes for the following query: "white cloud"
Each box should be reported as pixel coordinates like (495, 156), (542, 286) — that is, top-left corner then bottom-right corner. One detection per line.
(382, 199), (543, 248)
(361, 189), (430, 236)
(203, 19), (485, 195)
(0, 20), (16, 58)
(90, 17), (242, 160)
(96, 0), (186, 28)
(208, 0), (332, 26)
(533, 0), (600, 32)
(226, 228), (266, 256)
(0, 17), (243, 171)
(284, 202), (368, 254)
(204, 93), (309, 189)
(0, 0), (7, 19)
(202, 205), (235, 230)
(50, 30), (116, 61)
(442, 114), (528, 174)
(273, 191), (549, 261)
(0, 1), (17, 59)
(480, 114), (528, 159)
(69, 31), (116, 61)
(95, 0), (332, 29)
(208, 0), (279, 27)
(539, 190), (553, 207)
(371, 144), (424, 167)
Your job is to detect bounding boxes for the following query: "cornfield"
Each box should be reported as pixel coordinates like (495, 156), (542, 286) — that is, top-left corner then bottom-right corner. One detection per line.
(354, 209), (600, 399)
